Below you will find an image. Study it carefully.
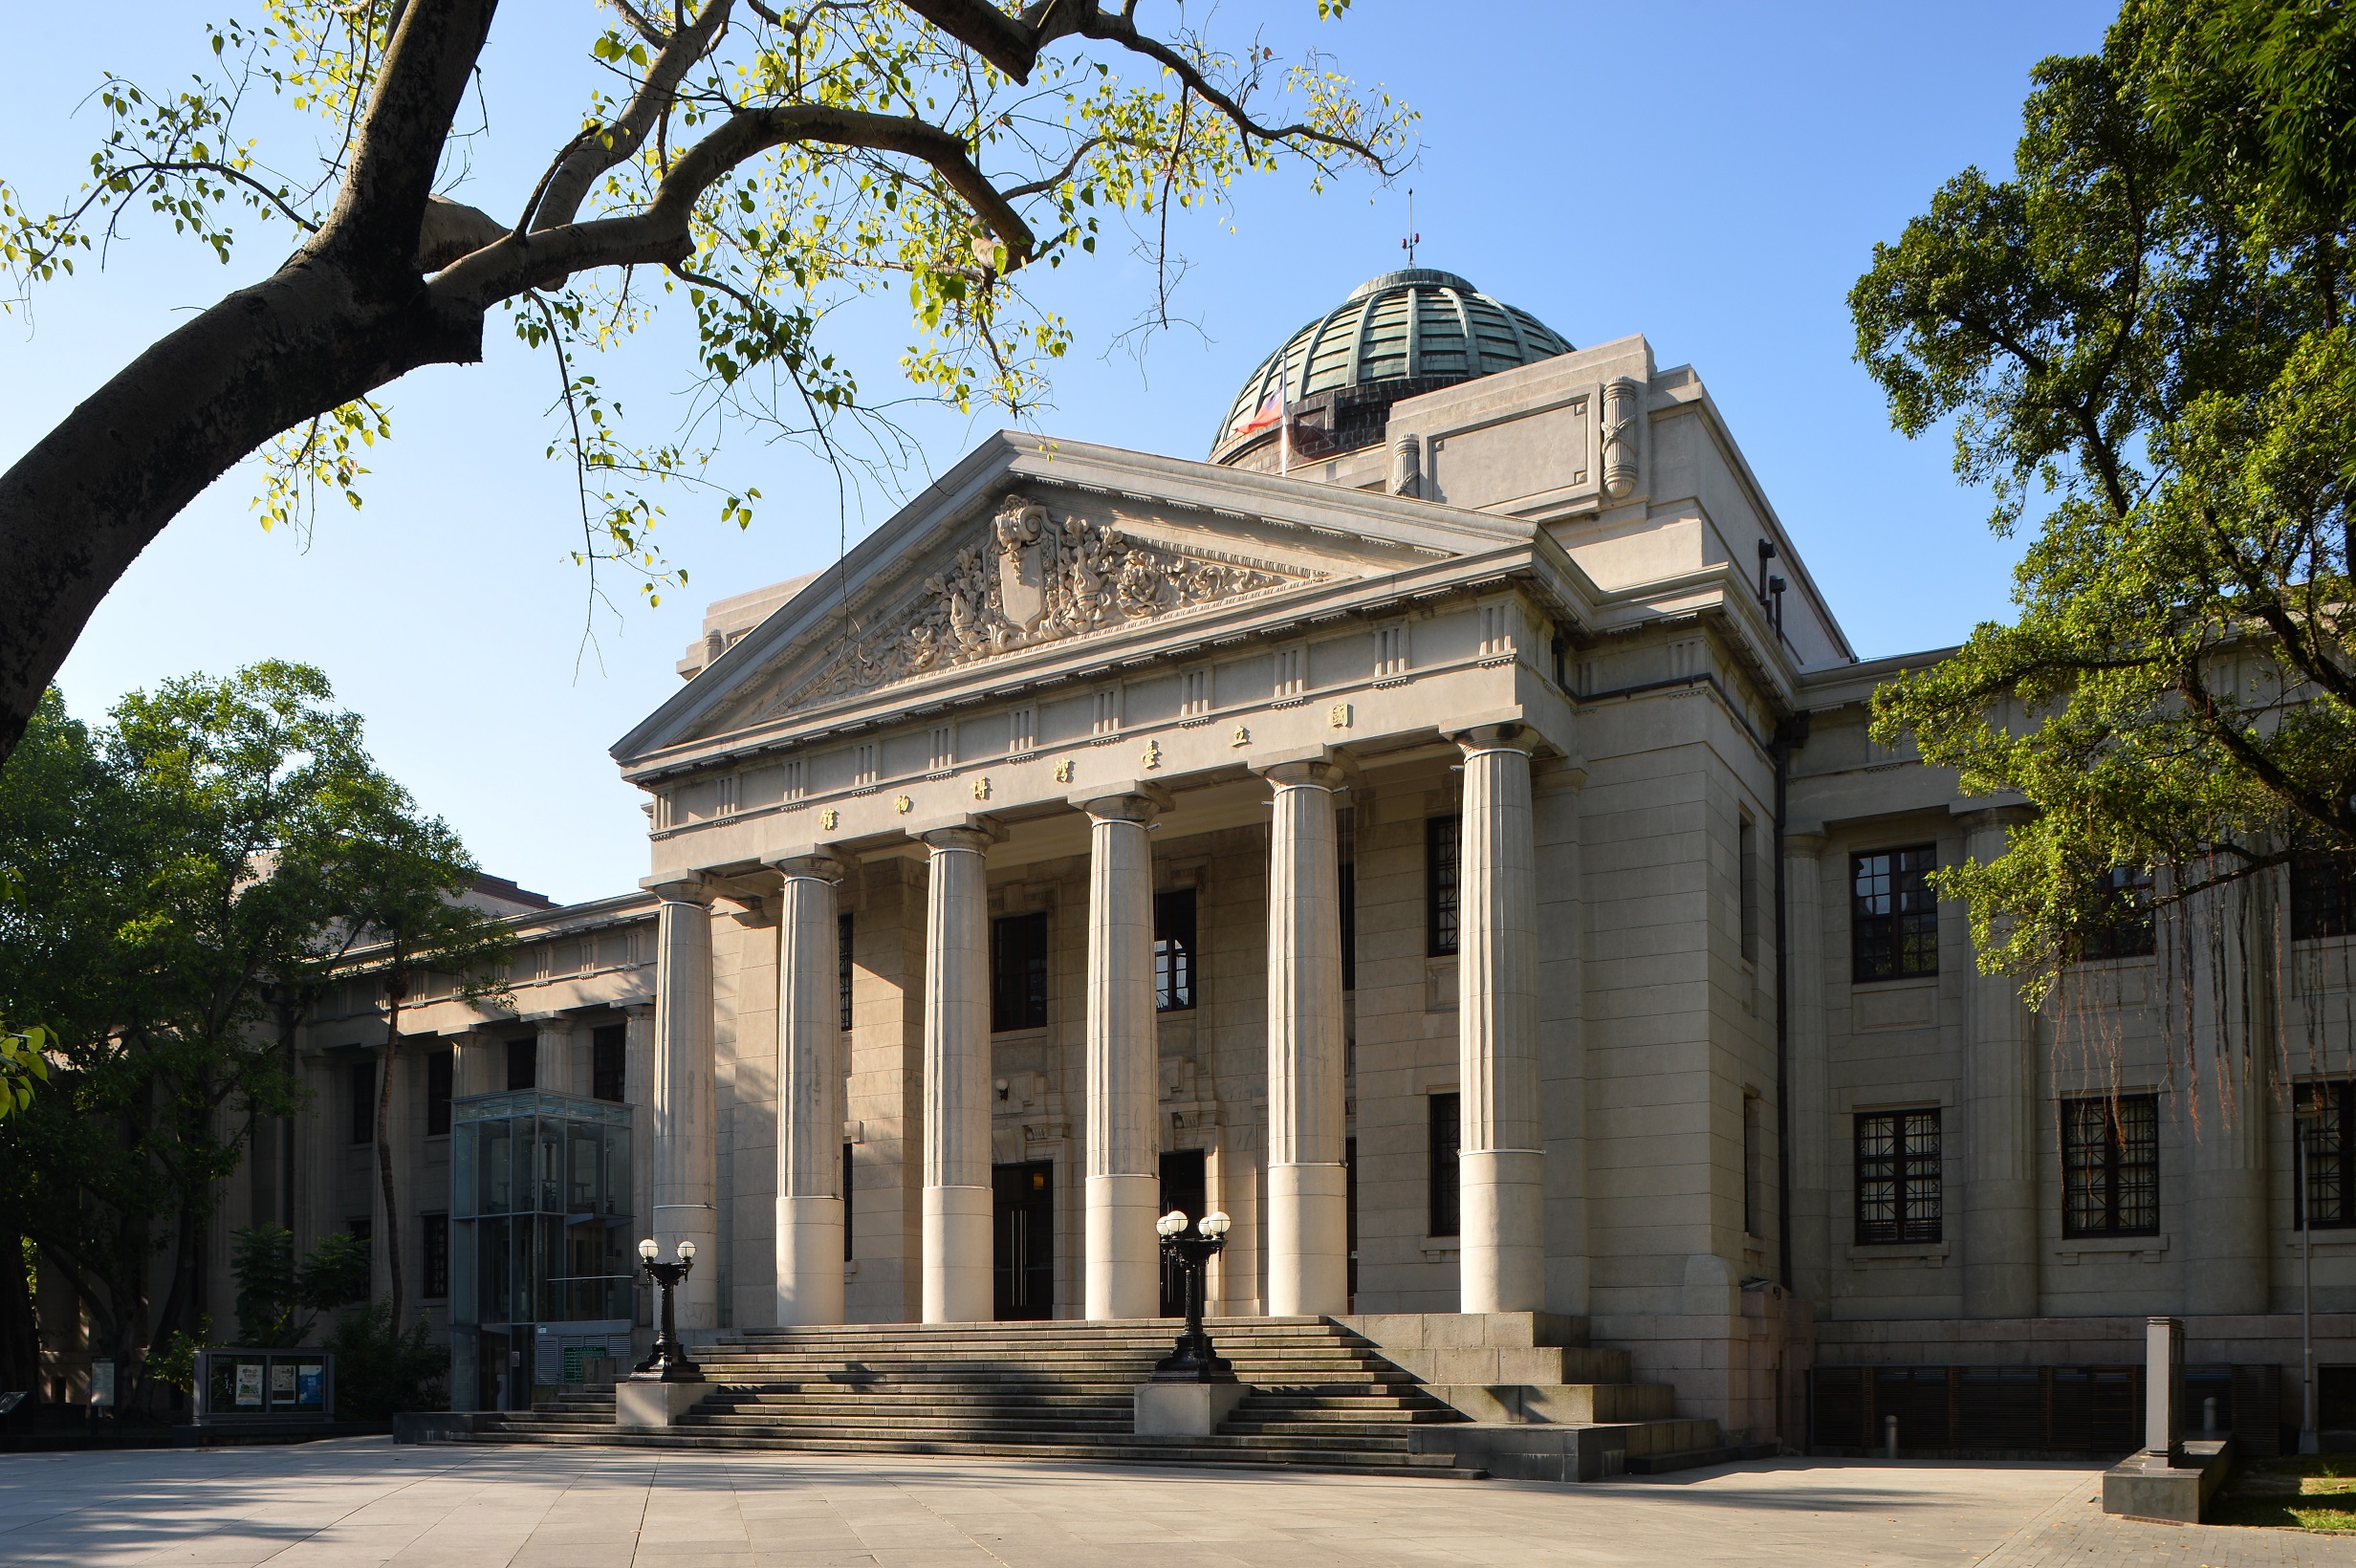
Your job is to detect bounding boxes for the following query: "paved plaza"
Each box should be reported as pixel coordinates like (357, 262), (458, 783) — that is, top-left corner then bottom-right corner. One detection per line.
(5, 1439), (2355, 1567)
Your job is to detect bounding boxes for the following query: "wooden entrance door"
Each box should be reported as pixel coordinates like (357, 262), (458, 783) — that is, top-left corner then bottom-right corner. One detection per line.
(993, 1161), (1055, 1319)
(1158, 1149), (1208, 1317)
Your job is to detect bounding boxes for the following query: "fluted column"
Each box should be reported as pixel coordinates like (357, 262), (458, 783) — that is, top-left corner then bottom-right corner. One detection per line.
(771, 852), (847, 1326)
(1961, 808), (2039, 1318)
(1783, 830), (1831, 1306)
(921, 824), (995, 1322)
(1258, 758), (1349, 1318)
(648, 875), (719, 1331)
(1081, 792), (1167, 1318)
(1454, 726), (1543, 1313)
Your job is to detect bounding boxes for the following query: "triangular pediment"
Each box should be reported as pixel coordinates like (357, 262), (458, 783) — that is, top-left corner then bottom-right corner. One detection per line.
(614, 433), (1535, 765)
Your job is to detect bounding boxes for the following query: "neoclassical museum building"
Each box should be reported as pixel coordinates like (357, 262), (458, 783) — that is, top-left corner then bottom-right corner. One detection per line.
(104, 268), (2356, 1455)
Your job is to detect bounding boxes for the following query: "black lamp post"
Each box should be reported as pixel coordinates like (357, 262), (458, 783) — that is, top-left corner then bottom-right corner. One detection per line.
(632, 1237), (705, 1383)
(1153, 1209), (1234, 1383)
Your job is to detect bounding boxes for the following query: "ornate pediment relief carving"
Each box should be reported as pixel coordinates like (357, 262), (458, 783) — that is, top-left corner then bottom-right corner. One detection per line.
(754, 494), (1320, 719)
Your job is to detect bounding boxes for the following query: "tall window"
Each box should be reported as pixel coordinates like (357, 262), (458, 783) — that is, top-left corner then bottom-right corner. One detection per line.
(838, 912), (856, 1031)
(425, 1051), (454, 1136)
(1743, 1090), (1763, 1237)
(2293, 853), (2356, 941)
(1429, 1091), (1461, 1237)
(1427, 815), (1461, 957)
(2080, 865), (2156, 961)
(506, 1037), (537, 1091)
(591, 1025), (626, 1104)
(1854, 1109), (1941, 1244)
(349, 1061), (376, 1144)
(2062, 1095), (2160, 1237)
(1738, 816), (1760, 964)
(422, 1213), (449, 1299)
(1852, 845), (1938, 981)
(2295, 1080), (2355, 1230)
(1153, 889), (1196, 1012)
(991, 911), (1049, 1032)
(1338, 805), (1358, 991)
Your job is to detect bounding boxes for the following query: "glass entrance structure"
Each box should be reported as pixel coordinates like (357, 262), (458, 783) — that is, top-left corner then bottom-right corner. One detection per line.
(449, 1091), (635, 1410)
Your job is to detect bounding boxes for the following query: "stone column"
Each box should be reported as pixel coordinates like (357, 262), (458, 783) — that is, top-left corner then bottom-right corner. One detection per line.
(648, 876), (720, 1331)
(1258, 758), (1349, 1318)
(921, 824), (995, 1323)
(1454, 726), (1544, 1313)
(1783, 830), (1832, 1306)
(2185, 869), (2273, 1315)
(771, 852), (847, 1326)
(1080, 791), (1167, 1319)
(1961, 809), (2039, 1318)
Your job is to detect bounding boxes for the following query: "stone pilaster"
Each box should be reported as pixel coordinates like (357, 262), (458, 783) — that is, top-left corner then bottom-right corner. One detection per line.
(1257, 758), (1349, 1317)
(921, 824), (996, 1323)
(1960, 809), (2040, 1318)
(2185, 866), (2274, 1315)
(1782, 829), (1831, 1306)
(771, 852), (847, 1326)
(1080, 790), (1167, 1318)
(1454, 726), (1544, 1313)
(648, 875), (720, 1331)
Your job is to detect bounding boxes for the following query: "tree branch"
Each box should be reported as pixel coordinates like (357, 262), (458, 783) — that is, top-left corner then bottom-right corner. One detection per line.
(534, 0), (737, 233)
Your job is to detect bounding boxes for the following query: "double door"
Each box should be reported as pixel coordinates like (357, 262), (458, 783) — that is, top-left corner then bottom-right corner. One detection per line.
(993, 1161), (1055, 1320)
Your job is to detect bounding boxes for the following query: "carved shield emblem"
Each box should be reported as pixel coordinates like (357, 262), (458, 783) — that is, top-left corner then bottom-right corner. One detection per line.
(994, 498), (1051, 631)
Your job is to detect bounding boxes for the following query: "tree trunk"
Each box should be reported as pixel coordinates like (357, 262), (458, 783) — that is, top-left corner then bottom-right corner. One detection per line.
(0, 1229), (41, 1395)
(377, 973), (408, 1327)
(0, 259), (485, 764)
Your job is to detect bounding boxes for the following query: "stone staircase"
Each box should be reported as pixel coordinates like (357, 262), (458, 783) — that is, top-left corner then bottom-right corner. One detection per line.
(441, 1313), (1754, 1482)
(452, 1318), (1488, 1476)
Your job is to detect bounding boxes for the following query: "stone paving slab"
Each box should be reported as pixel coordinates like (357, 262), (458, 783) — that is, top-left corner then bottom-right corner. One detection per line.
(1, 1438), (2352, 1566)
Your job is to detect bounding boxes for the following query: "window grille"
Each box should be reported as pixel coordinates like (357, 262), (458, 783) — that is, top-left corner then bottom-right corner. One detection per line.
(1429, 1092), (1461, 1236)
(2295, 1080), (2354, 1230)
(1153, 889), (1196, 1012)
(838, 912), (856, 1031)
(1427, 815), (1461, 957)
(1852, 845), (1939, 981)
(426, 1051), (454, 1136)
(2080, 865), (2156, 960)
(991, 912), (1049, 1032)
(591, 1025), (626, 1103)
(2293, 853), (2356, 941)
(1854, 1108), (1942, 1244)
(2062, 1095), (2160, 1237)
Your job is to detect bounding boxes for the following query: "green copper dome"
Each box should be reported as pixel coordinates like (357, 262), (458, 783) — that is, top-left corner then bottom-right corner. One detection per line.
(1211, 269), (1572, 467)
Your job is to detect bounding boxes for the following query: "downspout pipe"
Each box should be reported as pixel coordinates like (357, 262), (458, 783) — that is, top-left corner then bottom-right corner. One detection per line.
(1771, 712), (1810, 1292)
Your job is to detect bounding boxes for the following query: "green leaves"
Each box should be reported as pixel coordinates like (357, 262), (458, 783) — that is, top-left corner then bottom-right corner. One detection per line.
(1858, 0), (2356, 1002)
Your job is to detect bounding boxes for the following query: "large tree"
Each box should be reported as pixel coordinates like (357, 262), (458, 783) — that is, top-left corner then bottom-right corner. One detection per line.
(1851, 0), (2355, 1013)
(0, 664), (503, 1409)
(0, 1), (1408, 762)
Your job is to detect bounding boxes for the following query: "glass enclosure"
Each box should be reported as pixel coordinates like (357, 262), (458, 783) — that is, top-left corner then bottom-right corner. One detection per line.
(448, 1091), (634, 1410)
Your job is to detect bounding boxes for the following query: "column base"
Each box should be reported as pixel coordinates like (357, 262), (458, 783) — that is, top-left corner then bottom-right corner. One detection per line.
(775, 1194), (845, 1326)
(1086, 1172), (1161, 1319)
(923, 1184), (993, 1323)
(1460, 1149), (1545, 1314)
(1267, 1162), (1349, 1318)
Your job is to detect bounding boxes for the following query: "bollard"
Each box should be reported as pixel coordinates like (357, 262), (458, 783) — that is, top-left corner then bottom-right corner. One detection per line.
(1884, 1414), (1898, 1460)
(2203, 1397), (2218, 1437)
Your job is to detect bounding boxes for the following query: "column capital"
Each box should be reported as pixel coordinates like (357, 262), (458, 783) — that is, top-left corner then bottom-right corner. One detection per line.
(1073, 783), (1173, 823)
(642, 872), (712, 905)
(767, 850), (848, 882)
(1451, 720), (1538, 756)
(918, 817), (1002, 855)
(1784, 826), (1828, 859)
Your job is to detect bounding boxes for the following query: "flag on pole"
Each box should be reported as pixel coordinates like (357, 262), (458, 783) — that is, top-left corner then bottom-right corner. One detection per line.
(1230, 382), (1284, 442)
(1227, 348), (1297, 474)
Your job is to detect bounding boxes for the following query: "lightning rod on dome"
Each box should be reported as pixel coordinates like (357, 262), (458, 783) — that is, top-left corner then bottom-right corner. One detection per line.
(1401, 186), (1418, 268)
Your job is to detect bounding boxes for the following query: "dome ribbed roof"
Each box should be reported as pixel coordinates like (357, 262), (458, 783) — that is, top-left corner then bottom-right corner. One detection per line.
(1211, 269), (1571, 465)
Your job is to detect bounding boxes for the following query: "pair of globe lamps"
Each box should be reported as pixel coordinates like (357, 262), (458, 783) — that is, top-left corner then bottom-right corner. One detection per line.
(633, 1236), (703, 1382)
(1153, 1208), (1234, 1383)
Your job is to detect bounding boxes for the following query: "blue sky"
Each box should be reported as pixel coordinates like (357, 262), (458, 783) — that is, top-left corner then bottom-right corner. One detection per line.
(0, 1), (2115, 904)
